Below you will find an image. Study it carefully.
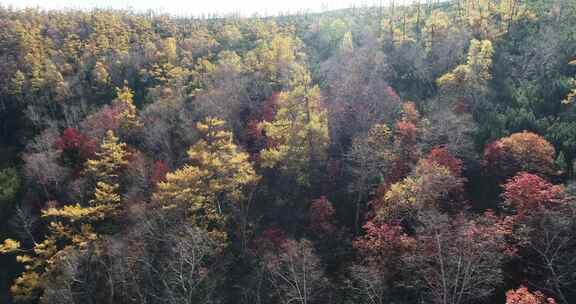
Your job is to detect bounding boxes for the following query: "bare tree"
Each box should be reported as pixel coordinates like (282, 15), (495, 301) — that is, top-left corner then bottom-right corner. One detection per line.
(403, 210), (509, 304)
(321, 37), (400, 151)
(263, 239), (328, 304)
(519, 204), (576, 304)
(9, 205), (38, 246)
(349, 264), (390, 304)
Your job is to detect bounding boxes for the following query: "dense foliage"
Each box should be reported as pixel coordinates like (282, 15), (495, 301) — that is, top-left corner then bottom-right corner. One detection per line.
(1, 0), (576, 303)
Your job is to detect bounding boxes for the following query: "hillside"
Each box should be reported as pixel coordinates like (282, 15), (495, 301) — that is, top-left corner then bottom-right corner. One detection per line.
(1, 1), (576, 303)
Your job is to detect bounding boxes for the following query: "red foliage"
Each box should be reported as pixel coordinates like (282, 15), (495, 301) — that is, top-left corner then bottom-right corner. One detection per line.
(308, 196), (337, 235)
(502, 172), (564, 215)
(425, 147), (463, 176)
(505, 286), (556, 304)
(354, 220), (414, 264)
(81, 104), (122, 139)
(483, 131), (556, 178)
(55, 128), (97, 160)
(253, 226), (288, 252)
(385, 121), (420, 184)
(475, 210), (518, 257)
(151, 160), (169, 185)
(395, 121), (418, 144)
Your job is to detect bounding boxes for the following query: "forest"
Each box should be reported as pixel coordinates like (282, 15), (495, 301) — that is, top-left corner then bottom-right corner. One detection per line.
(0, 0), (575, 303)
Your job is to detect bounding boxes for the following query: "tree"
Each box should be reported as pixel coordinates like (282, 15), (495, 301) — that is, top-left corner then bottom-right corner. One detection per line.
(437, 39), (494, 109)
(423, 104), (478, 164)
(308, 196), (337, 236)
(484, 131), (557, 178)
(403, 210), (512, 304)
(112, 83), (141, 132)
(385, 102), (424, 184)
(259, 68), (329, 187)
(244, 34), (302, 87)
(85, 130), (129, 212)
(346, 123), (392, 233)
(376, 158), (464, 223)
(3, 129), (130, 302)
(55, 128), (97, 167)
(154, 117), (260, 242)
(322, 39), (400, 148)
(23, 129), (70, 196)
(351, 220), (415, 304)
(506, 286), (557, 304)
(425, 147), (463, 177)
(502, 172), (564, 215)
(511, 200), (576, 304)
(263, 239), (328, 304)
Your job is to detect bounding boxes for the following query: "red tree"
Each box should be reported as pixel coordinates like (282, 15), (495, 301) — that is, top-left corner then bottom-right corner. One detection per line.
(308, 196), (337, 235)
(151, 160), (170, 185)
(55, 128), (97, 163)
(502, 172), (564, 215)
(425, 147), (463, 176)
(354, 220), (414, 265)
(253, 226), (288, 253)
(484, 131), (556, 178)
(505, 286), (556, 304)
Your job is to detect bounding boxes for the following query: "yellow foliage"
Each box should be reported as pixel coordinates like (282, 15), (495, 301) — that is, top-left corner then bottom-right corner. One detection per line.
(259, 78), (329, 185)
(367, 123), (392, 148)
(10, 271), (40, 302)
(85, 130), (128, 181)
(0, 238), (21, 253)
(244, 34), (302, 86)
(437, 39), (493, 95)
(154, 117), (260, 241)
(6, 130), (130, 301)
(377, 160), (463, 221)
(113, 84), (141, 130)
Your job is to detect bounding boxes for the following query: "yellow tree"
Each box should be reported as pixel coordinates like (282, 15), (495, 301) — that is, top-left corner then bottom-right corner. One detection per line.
(259, 65), (330, 186)
(1, 130), (129, 301)
(437, 39), (494, 108)
(244, 34), (302, 87)
(154, 117), (260, 242)
(112, 83), (141, 131)
(85, 129), (129, 214)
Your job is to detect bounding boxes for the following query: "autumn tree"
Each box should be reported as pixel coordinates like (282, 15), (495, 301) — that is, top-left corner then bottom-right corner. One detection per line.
(244, 34), (302, 87)
(2, 128), (130, 301)
(346, 123), (392, 232)
(154, 117), (260, 242)
(322, 38), (400, 148)
(85, 130), (129, 213)
(437, 39), (494, 110)
(386, 102), (425, 184)
(259, 66), (329, 187)
(484, 131), (557, 178)
(376, 157), (464, 223)
(55, 128), (97, 167)
(403, 210), (512, 304)
(506, 286), (557, 304)
(502, 172), (564, 216)
(112, 83), (141, 132)
(307, 197), (335, 235)
(508, 194), (576, 304)
(351, 220), (414, 304)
